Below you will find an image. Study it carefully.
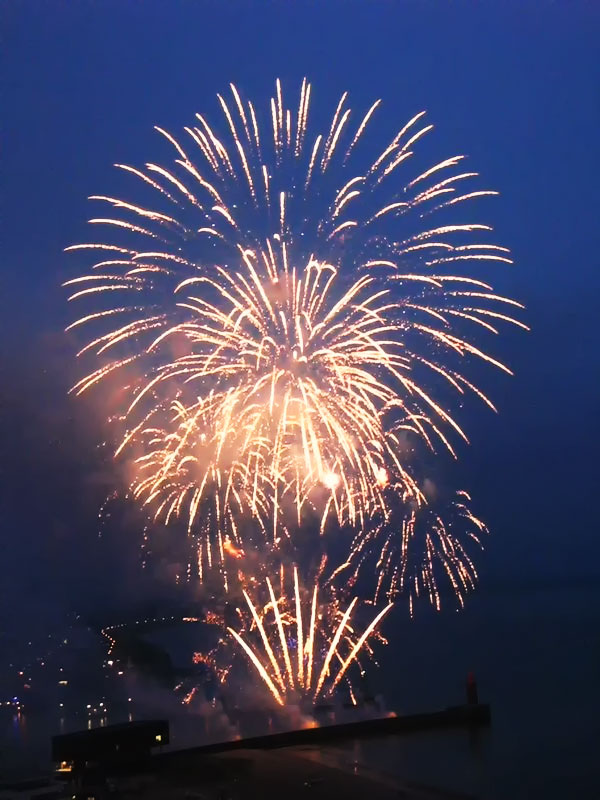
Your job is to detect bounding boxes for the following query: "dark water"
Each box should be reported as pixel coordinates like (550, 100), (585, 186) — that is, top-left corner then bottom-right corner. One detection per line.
(371, 580), (600, 798)
(1, 583), (598, 798)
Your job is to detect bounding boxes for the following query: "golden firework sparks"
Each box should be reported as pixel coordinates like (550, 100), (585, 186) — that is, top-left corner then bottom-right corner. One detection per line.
(67, 80), (524, 618)
(227, 567), (392, 705)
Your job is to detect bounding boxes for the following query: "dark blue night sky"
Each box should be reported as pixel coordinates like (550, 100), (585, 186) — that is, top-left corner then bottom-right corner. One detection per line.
(1, 4), (600, 795)
(2, 1), (599, 629)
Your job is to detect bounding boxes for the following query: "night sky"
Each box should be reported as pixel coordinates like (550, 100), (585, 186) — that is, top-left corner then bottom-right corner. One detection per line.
(2, 0), (599, 637)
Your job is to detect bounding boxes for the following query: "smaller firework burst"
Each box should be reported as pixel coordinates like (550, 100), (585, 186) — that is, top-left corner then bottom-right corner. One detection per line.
(343, 482), (487, 615)
(226, 566), (392, 706)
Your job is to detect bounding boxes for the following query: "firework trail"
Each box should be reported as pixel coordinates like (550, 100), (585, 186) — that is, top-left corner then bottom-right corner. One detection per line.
(66, 80), (524, 676)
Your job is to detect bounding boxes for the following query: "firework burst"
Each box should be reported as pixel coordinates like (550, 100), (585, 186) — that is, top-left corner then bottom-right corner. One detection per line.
(67, 79), (524, 684)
